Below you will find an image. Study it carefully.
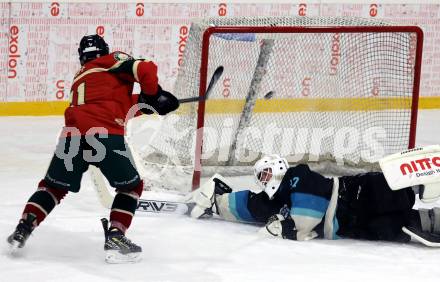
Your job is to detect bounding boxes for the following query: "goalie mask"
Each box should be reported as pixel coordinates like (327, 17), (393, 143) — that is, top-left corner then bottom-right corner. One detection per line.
(78, 34), (109, 65)
(254, 154), (289, 199)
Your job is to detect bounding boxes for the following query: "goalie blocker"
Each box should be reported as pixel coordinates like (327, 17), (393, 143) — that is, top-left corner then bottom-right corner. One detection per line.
(379, 145), (440, 202)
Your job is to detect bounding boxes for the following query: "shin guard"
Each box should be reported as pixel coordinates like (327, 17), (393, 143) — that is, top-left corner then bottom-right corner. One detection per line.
(22, 180), (68, 227)
(110, 181), (144, 233)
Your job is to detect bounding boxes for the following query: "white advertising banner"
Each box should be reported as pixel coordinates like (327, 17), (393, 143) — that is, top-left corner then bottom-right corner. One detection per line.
(0, 1), (440, 103)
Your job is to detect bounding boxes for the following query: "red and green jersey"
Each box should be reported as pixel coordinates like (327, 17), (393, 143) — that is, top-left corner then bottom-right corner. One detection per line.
(63, 51), (158, 136)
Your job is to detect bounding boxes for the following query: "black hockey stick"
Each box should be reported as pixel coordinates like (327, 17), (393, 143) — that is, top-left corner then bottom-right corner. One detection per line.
(178, 66), (224, 104)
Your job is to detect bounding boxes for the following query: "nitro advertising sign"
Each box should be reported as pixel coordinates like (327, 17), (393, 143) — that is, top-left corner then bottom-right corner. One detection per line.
(380, 145), (440, 190)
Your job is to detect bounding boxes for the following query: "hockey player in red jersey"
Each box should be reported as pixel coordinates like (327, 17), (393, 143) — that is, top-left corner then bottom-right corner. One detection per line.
(6, 34), (179, 263)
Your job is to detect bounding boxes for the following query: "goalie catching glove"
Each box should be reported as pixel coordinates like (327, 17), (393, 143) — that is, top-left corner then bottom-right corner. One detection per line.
(259, 214), (295, 239)
(138, 85), (179, 115)
(258, 214), (318, 241)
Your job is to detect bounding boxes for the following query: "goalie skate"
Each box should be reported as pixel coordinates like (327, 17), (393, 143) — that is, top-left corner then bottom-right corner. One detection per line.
(402, 207), (440, 248)
(101, 218), (142, 264)
(402, 226), (440, 247)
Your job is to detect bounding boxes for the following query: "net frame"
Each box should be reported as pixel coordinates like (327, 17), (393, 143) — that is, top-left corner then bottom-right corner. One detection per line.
(130, 17), (424, 193)
(191, 23), (423, 189)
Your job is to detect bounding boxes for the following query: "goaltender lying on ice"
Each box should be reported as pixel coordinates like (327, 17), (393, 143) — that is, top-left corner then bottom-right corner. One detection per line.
(190, 147), (440, 247)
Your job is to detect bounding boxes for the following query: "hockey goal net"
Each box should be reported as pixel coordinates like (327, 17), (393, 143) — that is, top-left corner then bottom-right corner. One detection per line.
(129, 17), (423, 192)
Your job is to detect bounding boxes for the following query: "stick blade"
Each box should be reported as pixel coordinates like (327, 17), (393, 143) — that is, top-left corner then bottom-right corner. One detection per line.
(204, 66), (224, 100)
(213, 65), (224, 78)
(263, 91), (274, 100)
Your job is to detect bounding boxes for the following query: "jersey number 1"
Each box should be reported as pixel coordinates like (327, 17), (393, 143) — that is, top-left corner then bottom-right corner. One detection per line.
(70, 82), (86, 105)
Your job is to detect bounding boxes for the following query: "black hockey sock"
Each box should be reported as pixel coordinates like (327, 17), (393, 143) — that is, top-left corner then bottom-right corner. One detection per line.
(110, 181), (143, 233)
(22, 180), (68, 226)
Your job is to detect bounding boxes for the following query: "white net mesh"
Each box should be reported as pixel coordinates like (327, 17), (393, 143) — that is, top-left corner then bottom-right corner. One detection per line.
(130, 17), (421, 192)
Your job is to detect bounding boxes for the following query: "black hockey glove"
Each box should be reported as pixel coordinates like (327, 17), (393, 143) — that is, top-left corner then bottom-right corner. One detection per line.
(262, 214), (297, 240)
(138, 85), (179, 115)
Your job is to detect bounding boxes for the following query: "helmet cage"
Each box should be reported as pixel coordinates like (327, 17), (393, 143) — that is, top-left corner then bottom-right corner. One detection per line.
(253, 154), (289, 199)
(257, 167), (273, 187)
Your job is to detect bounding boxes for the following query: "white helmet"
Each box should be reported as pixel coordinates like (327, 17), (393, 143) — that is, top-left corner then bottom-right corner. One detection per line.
(253, 154), (289, 199)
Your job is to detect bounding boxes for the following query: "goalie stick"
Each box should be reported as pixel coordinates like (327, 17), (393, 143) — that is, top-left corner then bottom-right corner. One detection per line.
(90, 165), (193, 215)
(137, 199), (194, 215)
(177, 66), (224, 104)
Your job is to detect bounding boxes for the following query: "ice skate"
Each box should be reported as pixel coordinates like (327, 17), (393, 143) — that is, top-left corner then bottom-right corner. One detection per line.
(7, 213), (36, 252)
(403, 208), (440, 247)
(101, 218), (142, 263)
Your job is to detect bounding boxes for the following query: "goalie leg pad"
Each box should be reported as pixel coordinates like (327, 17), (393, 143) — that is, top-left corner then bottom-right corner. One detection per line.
(418, 207), (440, 234)
(418, 183), (440, 203)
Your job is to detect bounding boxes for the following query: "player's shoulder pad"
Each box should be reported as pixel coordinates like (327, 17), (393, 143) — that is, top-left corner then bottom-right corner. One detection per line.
(287, 164), (310, 174)
(282, 166), (296, 178)
(111, 51), (134, 62)
(280, 165), (310, 187)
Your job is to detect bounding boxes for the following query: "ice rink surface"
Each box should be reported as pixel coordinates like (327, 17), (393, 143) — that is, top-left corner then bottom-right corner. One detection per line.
(1, 111), (440, 282)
